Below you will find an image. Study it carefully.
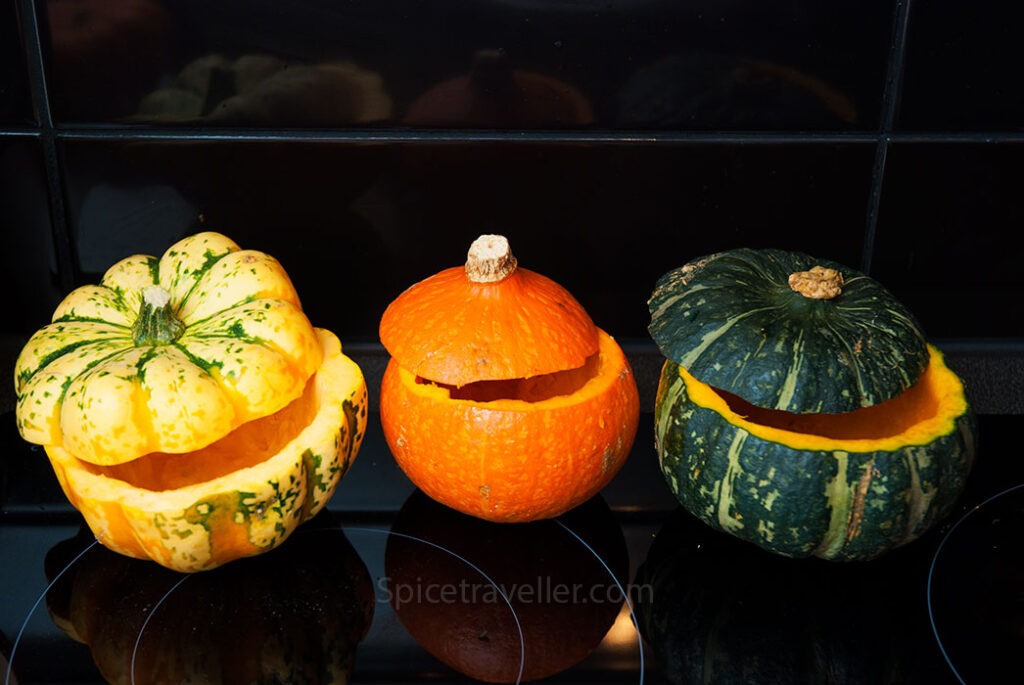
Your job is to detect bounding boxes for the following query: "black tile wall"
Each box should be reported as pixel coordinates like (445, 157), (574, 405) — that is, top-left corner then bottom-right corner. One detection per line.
(35, 0), (892, 131)
(2, 0), (1024, 413)
(58, 139), (874, 343)
(0, 137), (61, 334)
(873, 142), (1024, 338)
(899, 1), (1024, 132)
(1, 0), (32, 123)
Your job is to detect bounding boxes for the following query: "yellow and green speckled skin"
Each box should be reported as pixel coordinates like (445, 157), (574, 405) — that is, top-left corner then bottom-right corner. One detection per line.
(15, 231), (322, 465)
(45, 329), (368, 573)
(654, 360), (976, 561)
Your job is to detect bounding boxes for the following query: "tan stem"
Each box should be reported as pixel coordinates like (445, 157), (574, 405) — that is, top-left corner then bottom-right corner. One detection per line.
(465, 234), (517, 283)
(788, 266), (844, 300)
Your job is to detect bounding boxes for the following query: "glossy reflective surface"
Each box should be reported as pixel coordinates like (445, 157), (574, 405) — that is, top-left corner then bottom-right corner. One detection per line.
(929, 482), (1024, 684)
(3, 1), (1024, 681)
(54, 139), (875, 345)
(34, 0), (891, 130)
(0, 1), (32, 125)
(900, 2), (1024, 132)
(2, 412), (1023, 683)
(0, 138), (61, 339)
(873, 143), (1024, 338)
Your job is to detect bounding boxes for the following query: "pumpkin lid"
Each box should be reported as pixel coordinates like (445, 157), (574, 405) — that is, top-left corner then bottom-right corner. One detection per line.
(15, 232), (324, 465)
(379, 235), (600, 386)
(648, 248), (930, 414)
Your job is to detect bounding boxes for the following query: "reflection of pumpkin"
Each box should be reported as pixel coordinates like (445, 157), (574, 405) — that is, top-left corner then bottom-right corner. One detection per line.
(404, 49), (593, 127)
(648, 248), (976, 560)
(0, 629), (18, 685)
(928, 488), (1024, 683)
(634, 508), (937, 684)
(379, 234), (639, 522)
(45, 515), (374, 685)
(618, 52), (858, 128)
(15, 232), (367, 571)
(385, 490), (628, 683)
(135, 53), (393, 126)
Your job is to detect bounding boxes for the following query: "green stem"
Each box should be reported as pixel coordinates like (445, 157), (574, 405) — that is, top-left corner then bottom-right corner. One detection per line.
(133, 286), (185, 346)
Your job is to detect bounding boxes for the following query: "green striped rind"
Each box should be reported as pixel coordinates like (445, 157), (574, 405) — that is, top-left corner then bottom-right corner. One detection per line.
(648, 248), (929, 413)
(654, 361), (976, 561)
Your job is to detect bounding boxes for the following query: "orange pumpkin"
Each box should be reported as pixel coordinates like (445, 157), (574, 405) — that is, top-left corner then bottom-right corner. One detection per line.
(379, 235), (640, 522)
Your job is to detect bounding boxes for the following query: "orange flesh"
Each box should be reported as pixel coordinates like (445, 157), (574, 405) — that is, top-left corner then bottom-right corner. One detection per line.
(419, 352), (600, 403)
(715, 371), (939, 440)
(682, 345), (967, 452)
(81, 376), (319, 491)
(380, 329), (640, 523)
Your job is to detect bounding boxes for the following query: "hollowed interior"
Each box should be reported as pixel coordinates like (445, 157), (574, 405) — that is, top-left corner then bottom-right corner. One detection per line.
(682, 346), (967, 451)
(715, 376), (938, 440)
(417, 351), (600, 403)
(80, 376), (319, 491)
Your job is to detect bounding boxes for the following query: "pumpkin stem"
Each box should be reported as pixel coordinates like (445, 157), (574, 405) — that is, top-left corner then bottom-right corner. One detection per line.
(466, 234), (518, 283)
(788, 266), (844, 300)
(133, 286), (185, 346)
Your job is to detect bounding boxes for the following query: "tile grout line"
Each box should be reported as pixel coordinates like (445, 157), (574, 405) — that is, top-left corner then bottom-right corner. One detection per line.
(4, 127), (1024, 143)
(862, 0), (915, 275)
(16, 0), (76, 293)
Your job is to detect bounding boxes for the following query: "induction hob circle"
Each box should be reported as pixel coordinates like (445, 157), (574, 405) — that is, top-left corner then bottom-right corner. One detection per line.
(928, 482), (1024, 685)
(4, 496), (642, 685)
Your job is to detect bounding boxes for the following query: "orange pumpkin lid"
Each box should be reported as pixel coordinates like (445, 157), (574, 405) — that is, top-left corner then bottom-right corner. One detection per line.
(379, 235), (599, 386)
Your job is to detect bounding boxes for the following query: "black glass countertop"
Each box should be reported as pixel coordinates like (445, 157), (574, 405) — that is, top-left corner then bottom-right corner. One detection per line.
(2, 406), (1022, 684)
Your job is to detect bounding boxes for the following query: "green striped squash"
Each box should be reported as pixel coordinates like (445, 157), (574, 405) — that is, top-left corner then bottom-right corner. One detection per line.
(648, 248), (930, 414)
(648, 248), (976, 560)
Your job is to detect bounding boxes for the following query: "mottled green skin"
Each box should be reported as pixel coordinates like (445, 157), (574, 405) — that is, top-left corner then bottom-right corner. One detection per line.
(648, 248), (930, 414)
(655, 361), (976, 561)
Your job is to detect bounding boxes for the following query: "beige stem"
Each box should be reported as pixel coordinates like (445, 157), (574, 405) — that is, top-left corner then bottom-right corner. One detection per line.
(788, 265), (844, 299)
(465, 234), (518, 283)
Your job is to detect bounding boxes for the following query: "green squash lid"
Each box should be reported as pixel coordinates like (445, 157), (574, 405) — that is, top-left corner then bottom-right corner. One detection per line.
(647, 248), (930, 414)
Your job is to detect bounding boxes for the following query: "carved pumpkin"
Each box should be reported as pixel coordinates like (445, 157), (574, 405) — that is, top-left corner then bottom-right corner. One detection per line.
(648, 248), (976, 560)
(379, 234), (639, 522)
(15, 232), (367, 571)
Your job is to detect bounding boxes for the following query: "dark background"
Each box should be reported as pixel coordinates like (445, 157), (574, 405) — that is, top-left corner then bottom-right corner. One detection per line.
(4, 0), (1024, 420)
(3, 0), (1024, 417)
(2, 2), (1024, 683)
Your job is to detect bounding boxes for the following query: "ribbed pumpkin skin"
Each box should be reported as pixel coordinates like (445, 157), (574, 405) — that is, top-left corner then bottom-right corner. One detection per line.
(648, 248), (929, 414)
(378, 236), (638, 523)
(15, 231), (322, 465)
(43, 328), (368, 572)
(379, 265), (599, 386)
(655, 359), (976, 561)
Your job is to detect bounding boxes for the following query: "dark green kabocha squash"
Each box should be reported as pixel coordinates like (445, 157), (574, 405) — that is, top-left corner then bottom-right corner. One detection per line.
(648, 248), (976, 561)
